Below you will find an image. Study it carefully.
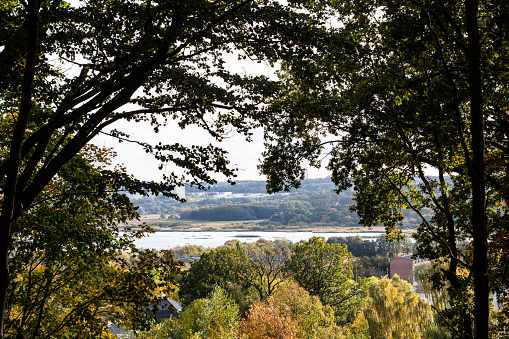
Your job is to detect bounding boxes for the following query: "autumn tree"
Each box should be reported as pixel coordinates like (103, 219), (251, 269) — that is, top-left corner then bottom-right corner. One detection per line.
(363, 276), (435, 339)
(4, 146), (182, 337)
(179, 239), (290, 311)
(239, 239), (291, 301)
(0, 0), (332, 336)
(135, 318), (180, 339)
(272, 279), (336, 339)
(178, 246), (248, 307)
(179, 286), (241, 339)
(258, 1), (508, 337)
(239, 296), (299, 339)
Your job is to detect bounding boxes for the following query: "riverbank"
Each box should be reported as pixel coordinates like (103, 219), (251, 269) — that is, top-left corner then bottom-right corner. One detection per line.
(127, 214), (417, 236)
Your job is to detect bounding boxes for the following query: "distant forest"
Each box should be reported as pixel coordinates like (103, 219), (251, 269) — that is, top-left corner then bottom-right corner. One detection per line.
(131, 178), (432, 229)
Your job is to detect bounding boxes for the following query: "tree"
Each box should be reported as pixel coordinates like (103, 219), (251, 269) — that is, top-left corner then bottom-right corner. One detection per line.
(333, 312), (370, 339)
(239, 296), (299, 339)
(259, 1), (509, 337)
(7, 247), (181, 338)
(287, 237), (352, 305)
(352, 257), (388, 280)
(416, 259), (508, 338)
(178, 247), (245, 307)
(0, 0), (330, 335)
(328, 236), (378, 258)
(136, 318), (181, 339)
(179, 286), (241, 339)
(286, 236), (357, 324)
(363, 276), (435, 339)
(179, 240), (290, 308)
(272, 279), (336, 339)
(4, 146), (182, 337)
(239, 240), (291, 301)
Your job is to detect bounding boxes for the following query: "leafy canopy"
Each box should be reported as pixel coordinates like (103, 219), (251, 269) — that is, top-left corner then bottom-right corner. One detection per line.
(5, 145), (183, 338)
(0, 0), (333, 336)
(258, 1), (509, 337)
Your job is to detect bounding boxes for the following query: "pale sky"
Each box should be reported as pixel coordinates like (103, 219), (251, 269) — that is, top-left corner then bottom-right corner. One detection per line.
(91, 54), (330, 183)
(62, 0), (331, 183)
(93, 120), (269, 182)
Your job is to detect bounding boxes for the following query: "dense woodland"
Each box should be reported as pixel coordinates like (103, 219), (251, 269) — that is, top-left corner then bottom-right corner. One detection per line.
(1, 0), (508, 338)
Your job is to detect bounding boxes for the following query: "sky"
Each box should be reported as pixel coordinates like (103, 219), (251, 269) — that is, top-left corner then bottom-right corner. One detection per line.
(62, 0), (332, 183)
(91, 54), (331, 183)
(93, 120), (270, 182)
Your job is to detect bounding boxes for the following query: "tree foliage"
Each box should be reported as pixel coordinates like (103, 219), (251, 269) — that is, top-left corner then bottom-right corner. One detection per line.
(179, 239), (290, 310)
(239, 296), (299, 339)
(179, 286), (240, 339)
(258, 1), (508, 337)
(287, 237), (352, 305)
(179, 204), (277, 221)
(4, 146), (182, 337)
(178, 246), (244, 307)
(0, 0), (333, 335)
(328, 235), (414, 259)
(272, 279), (336, 339)
(135, 318), (181, 339)
(286, 236), (358, 324)
(238, 241), (291, 301)
(416, 259), (508, 338)
(363, 276), (435, 339)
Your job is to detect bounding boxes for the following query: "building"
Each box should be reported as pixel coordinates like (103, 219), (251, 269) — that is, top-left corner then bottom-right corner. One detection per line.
(390, 254), (430, 284)
(146, 298), (182, 319)
(107, 298), (182, 338)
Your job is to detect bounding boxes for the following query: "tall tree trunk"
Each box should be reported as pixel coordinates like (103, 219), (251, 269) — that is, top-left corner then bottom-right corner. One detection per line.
(0, 1), (40, 337)
(465, 0), (489, 338)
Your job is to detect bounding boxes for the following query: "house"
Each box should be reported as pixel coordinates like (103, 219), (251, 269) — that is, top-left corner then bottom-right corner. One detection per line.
(106, 323), (130, 339)
(146, 297), (182, 319)
(107, 298), (182, 338)
(390, 254), (430, 283)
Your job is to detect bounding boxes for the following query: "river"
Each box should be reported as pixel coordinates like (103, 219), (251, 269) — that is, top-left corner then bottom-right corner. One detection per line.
(134, 231), (384, 250)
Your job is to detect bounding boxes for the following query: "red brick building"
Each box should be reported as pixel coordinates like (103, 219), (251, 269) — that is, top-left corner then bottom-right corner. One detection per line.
(390, 255), (430, 283)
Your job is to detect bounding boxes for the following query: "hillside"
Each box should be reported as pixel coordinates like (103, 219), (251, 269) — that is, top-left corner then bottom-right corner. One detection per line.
(129, 177), (431, 230)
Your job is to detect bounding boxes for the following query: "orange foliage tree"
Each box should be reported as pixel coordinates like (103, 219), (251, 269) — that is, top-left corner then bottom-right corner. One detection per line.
(239, 296), (298, 339)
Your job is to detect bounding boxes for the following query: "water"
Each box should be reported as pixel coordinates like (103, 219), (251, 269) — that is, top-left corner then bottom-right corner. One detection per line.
(134, 231), (384, 250)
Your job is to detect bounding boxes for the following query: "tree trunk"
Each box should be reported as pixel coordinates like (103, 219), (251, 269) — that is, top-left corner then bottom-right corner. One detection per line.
(0, 1), (40, 337)
(465, 0), (489, 338)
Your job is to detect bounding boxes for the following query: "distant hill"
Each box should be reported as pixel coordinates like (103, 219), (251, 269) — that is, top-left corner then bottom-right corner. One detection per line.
(184, 177), (339, 195)
(129, 177), (434, 229)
